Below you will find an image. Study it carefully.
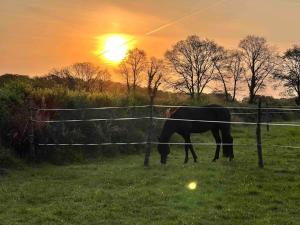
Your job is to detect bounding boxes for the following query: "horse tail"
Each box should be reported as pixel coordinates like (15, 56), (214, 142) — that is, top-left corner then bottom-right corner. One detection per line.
(220, 107), (233, 158)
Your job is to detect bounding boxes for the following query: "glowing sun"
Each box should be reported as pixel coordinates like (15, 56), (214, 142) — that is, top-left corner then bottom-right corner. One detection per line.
(102, 35), (129, 63)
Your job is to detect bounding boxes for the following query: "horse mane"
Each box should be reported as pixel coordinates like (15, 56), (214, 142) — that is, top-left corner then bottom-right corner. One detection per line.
(165, 107), (179, 118)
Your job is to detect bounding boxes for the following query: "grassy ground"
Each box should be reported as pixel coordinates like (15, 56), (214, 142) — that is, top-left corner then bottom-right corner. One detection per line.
(0, 126), (300, 225)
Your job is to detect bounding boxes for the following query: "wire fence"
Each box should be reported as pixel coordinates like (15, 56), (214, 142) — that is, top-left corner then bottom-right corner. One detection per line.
(32, 116), (300, 127)
(34, 104), (300, 111)
(36, 142), (300, 149)
(30, 103), (300, 167)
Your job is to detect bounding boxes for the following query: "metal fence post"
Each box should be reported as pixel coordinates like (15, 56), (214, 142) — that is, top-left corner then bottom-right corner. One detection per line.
(144, 102), (154, 167)
(256, 98), (264, 168)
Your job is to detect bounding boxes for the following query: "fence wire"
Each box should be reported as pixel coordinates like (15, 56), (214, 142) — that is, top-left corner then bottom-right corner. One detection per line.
(32, 116), (300, 127)
(34, 104), (300, 111)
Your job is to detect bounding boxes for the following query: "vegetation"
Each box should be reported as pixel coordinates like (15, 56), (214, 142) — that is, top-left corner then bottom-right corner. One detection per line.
(0, 125), (299, 225)
(0, 70), (299, 165)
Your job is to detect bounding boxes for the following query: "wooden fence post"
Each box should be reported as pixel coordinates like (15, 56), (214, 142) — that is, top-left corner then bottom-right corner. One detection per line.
(256, 98), (264, 168)
(29, 97), (36, 161)
(144, 101), (154, 167)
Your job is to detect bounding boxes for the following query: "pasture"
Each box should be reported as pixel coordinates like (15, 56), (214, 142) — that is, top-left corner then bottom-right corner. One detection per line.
(0, 125), (300, 225)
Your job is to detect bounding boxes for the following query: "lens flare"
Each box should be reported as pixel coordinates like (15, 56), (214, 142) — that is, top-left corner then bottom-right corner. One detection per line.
(187, 181), (197, 190)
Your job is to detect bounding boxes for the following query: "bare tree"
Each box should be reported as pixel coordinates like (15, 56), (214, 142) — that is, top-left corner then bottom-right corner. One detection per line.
(165, 35), (221, 99)
(47, 68), (77, 90)
(69, 62), (110, 92)
(48, 62), (110, 92)
(90, 69), (111, 92)
(119, 48), (147, 95)
(274, 46), (300, 105)
(213, 48), (231, 101)
(213, 49), (245, 102)
(147, 57), (166, 104)
(239, 35), (278, 103)
(227, 50), (245, 102)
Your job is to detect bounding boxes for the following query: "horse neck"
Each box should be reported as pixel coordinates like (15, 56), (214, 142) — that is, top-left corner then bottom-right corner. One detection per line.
(159, 122), (175, 143)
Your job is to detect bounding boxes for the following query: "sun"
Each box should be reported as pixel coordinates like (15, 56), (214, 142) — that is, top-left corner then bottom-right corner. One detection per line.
(101, 34), (129, 63)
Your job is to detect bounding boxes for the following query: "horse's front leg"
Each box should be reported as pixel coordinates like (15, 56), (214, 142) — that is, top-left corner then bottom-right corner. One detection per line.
(184, 144), (189, 164)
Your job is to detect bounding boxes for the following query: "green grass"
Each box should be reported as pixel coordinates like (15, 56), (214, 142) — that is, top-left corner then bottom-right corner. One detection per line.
(1, 126), (300, 225)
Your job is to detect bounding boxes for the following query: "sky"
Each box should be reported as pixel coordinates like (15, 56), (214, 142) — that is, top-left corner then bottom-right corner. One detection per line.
(1, 0), (300, 77)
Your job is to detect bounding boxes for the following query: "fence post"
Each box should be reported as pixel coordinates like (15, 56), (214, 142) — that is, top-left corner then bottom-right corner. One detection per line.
(29, 97), (36, 161)
(256, 98), (264, 168)
(144, 100), (154, 167)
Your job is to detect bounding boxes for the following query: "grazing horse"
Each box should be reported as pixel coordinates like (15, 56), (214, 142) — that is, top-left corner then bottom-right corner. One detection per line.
(157, 104), (234, 164)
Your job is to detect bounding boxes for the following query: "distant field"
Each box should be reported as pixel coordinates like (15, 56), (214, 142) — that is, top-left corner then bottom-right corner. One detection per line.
(0, 126), (300, 225)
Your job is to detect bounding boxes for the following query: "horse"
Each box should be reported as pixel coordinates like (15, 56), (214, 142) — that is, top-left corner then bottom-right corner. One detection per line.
(157, 104), (234, 164)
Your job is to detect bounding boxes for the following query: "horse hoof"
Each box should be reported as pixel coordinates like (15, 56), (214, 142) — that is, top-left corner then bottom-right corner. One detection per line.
(212, 158), (218, 162)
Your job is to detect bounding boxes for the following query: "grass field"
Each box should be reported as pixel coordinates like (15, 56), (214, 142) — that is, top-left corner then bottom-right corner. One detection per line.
(1, 125), (300, 225)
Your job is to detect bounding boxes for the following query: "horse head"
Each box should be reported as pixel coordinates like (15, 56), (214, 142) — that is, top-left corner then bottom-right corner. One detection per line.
(157, 137), (170, 164)
(222, 135), (234, 160)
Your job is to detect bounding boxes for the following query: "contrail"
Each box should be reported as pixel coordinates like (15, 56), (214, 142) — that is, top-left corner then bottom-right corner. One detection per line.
(144, 0), (228, 36)
(98, 0), (228, 58)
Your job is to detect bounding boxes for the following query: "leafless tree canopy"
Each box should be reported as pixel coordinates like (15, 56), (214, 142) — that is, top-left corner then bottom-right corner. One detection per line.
(147, 57), (166, 103)
(239, 35), (278, 103)
(213, 49), (245, 102)
(212, 48), (231, 101)
(48, 68), (77, 90)
(165, 35), (221, 99)
(226, 50), (245, 101)
(48, 62), (111, 92)
(274, 46), (300, 104)
(70, 62), (111, 92)
(119, 48), (147, 95)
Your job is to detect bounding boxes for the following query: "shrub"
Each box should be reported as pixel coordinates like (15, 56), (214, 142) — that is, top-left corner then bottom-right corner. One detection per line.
(0, 81), (31, 148)
(0, 146), (23, 169)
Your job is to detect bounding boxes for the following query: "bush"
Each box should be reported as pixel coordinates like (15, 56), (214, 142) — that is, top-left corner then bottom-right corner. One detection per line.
(0, 147), (22, 169)
(0, 81), (31, 148)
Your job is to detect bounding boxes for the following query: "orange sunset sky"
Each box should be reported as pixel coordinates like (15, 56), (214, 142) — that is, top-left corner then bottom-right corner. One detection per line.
(1, 0), (300, 78)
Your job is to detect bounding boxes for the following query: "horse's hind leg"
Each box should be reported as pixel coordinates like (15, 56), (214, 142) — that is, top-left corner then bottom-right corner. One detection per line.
(212, 129), (221, 162)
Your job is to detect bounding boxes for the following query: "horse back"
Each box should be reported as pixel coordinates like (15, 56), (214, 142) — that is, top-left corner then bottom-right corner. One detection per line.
(170, 105), (231, 133)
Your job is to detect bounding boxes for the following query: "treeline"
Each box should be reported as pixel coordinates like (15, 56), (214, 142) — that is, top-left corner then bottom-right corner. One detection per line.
(5, 34), (298, 105)
(7, 35), (296, 106)
(119, 35), (300, 105)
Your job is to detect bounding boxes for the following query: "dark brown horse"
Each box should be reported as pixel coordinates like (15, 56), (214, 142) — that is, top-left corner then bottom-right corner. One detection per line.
(157, 104), (234, 164)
